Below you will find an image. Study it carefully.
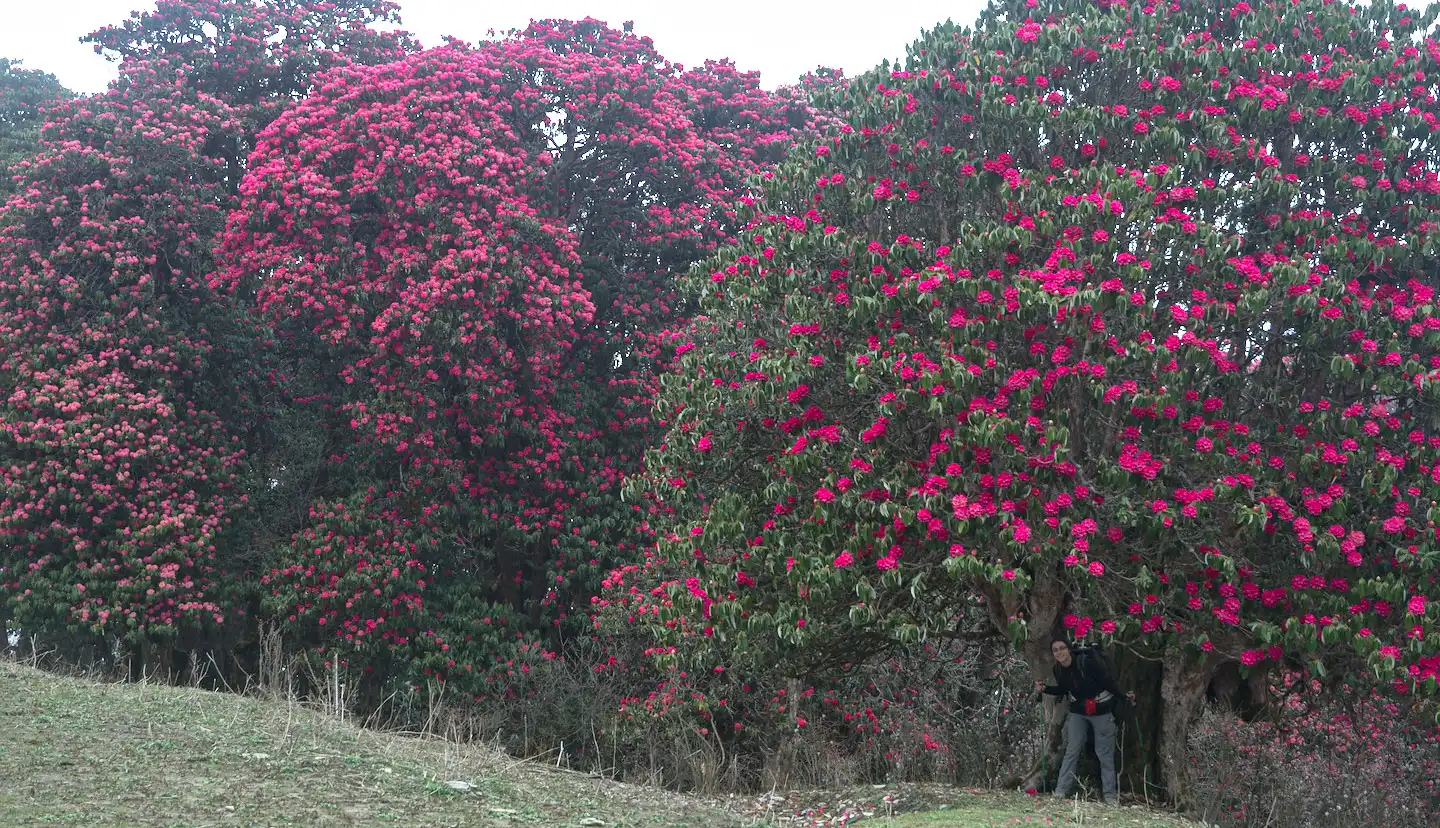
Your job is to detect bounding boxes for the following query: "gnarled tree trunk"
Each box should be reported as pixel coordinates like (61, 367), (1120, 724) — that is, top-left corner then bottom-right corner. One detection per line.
(1017, 693), (1068, 793)
(1108, 648), (1165, 803)
(1158, 646), (1217, 809)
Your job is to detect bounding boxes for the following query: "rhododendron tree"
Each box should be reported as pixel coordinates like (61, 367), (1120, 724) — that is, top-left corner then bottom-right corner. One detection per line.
(258, 488), (555, 701)
(0, 64), (253, 666)
(621, 0), (1440, 805)
(0, 1), (415, 674)
(218, 20), (807, 696)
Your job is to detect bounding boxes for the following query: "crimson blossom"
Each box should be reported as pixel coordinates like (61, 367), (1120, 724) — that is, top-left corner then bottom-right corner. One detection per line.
(617, 0), (1440, 806)
(0, 59), (69, 198)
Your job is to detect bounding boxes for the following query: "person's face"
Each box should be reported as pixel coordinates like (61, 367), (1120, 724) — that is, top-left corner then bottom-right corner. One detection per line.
(1051, 641), (1072, 667)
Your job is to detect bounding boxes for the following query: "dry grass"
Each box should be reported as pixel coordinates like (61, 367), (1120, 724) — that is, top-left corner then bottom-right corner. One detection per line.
(0, 660), (752, 827)
(868, 792), (1196, 828)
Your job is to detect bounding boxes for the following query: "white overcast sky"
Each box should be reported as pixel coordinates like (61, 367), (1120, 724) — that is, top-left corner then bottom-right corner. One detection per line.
(2, 0), (988, 94)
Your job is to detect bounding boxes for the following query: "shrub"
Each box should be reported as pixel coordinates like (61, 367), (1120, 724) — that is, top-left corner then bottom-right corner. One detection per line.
(1189, 672), (1440, 827)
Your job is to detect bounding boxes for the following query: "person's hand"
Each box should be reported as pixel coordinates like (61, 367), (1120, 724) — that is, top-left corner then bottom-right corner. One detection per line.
(1035, 680), (1046, 692)
(1126, 691), (1137, 704)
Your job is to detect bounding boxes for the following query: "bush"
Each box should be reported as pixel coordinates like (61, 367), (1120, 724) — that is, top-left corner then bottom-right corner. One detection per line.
(599, 628), (1037, 790)
(1189, 672), (1440, 828)
(332, 618), (1038, 795)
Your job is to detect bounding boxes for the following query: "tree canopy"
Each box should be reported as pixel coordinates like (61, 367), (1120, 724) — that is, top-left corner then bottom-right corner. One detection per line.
(0, 59), (69, 198)
(0, 0), (411, 665)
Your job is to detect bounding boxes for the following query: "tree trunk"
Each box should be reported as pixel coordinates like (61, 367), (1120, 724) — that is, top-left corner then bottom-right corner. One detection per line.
(1013, 691), (1067, 793)
(1158, 646), (1216, 810)
(984, 568), (1220, 807)
(1012, 646), (1211, 805)
(1108, 647), (1165, 802)
(130, 637), (150, 682)
(983, 568), (1068, 792)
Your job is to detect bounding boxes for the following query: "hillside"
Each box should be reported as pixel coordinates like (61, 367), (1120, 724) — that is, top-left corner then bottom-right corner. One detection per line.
(0, 660), (747, 827)
(0, 661), (1194, 827)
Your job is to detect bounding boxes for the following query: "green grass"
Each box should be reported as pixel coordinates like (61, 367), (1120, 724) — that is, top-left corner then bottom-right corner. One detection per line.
(0, 660), (1198, 828)
(733, 784), (1198, 828)
(864, 794), (1195, 827)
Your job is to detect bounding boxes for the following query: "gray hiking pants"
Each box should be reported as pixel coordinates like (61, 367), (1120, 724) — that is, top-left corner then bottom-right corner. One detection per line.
(1054, 711), (1117, 801)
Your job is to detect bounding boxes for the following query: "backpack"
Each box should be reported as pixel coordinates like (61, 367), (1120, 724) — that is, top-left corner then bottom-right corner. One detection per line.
(1072, 645), (1110, 680)
(1072, 645), (1129, 714)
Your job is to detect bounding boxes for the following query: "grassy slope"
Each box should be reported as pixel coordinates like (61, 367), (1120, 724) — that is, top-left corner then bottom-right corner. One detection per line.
(0, 661), (1196, 828)
(0, 660), (743, 827)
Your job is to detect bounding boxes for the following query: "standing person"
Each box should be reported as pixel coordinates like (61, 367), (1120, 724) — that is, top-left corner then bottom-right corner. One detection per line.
(1034, 638), (1136, 805)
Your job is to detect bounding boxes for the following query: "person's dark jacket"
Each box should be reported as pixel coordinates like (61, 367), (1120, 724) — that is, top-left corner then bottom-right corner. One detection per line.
(1041, 649), (1126, 716)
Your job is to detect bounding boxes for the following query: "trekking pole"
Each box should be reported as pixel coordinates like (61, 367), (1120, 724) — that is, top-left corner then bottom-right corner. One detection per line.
(1118, 718), (1125, 793)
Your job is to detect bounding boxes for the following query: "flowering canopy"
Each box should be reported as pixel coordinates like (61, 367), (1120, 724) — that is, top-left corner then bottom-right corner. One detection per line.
(84, 0), (413, 136)
(0, 59), (68, 198)
(622, 0), (1440, 713)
